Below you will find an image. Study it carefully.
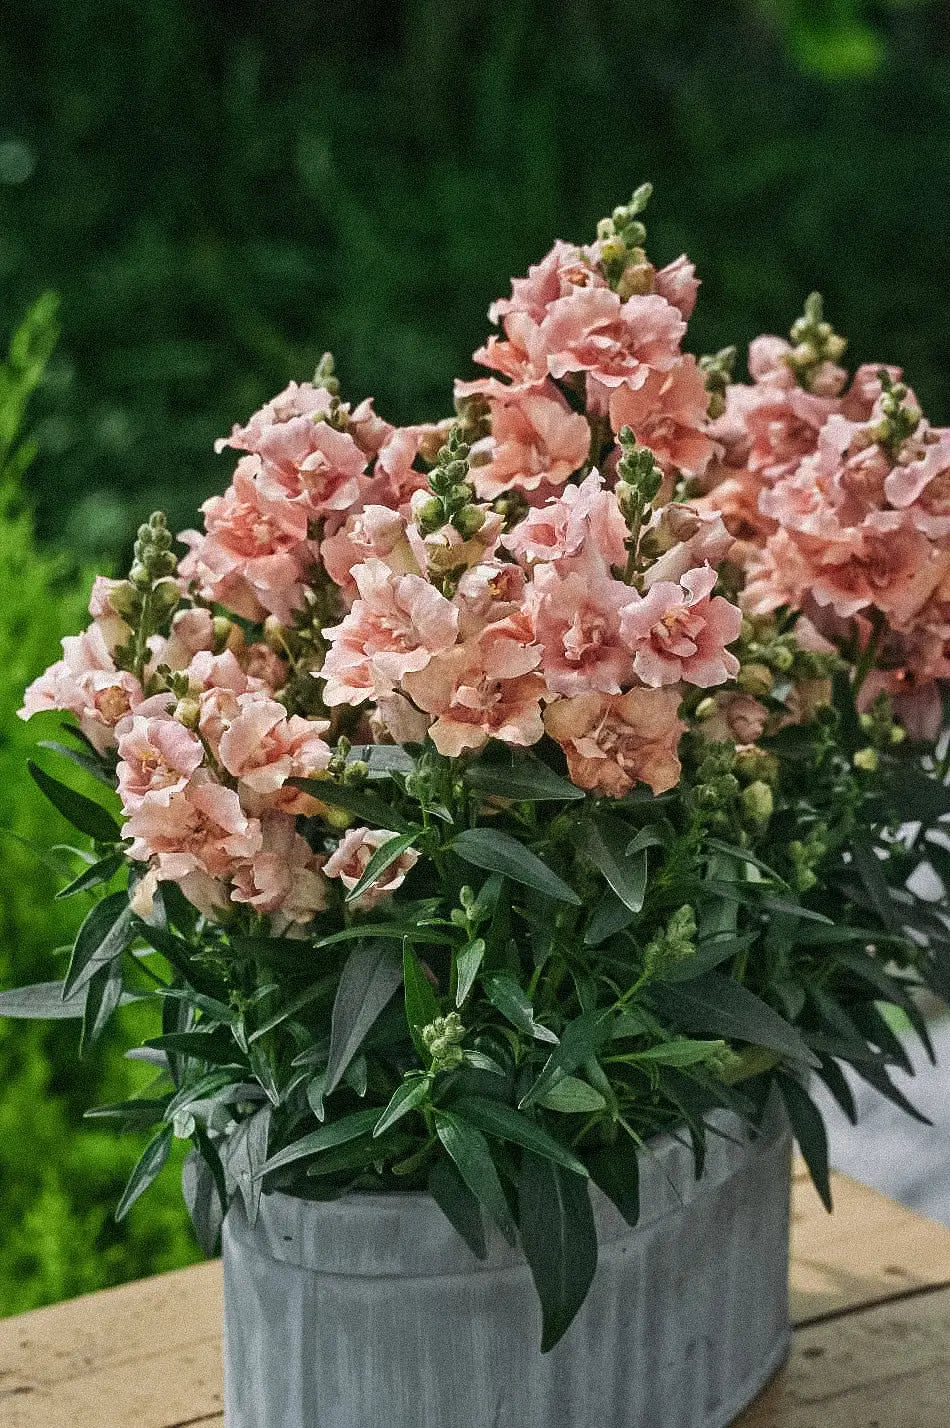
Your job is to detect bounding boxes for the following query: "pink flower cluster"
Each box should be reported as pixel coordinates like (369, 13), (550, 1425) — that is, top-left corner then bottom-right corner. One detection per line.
(700, 343), (950, 735)
(23, 198), (950, 930)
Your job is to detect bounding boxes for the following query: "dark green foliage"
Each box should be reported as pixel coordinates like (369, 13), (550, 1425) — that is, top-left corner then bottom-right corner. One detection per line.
(0, 3), (947, 558)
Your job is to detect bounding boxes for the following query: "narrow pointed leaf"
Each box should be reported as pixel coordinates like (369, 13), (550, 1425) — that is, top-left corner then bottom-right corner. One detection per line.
(258, 1108), (381, 1177)
(519, 1152), (597, 1352)
(455, 938), (485, 1007)
(428, 1158), (487, 1260)
(289, 778), (413, 833)
(648, 972), (818, 1068)
(346, 832), (419, 904)
(451, 1095), (588, 1177)
(463, 755), (584, 802)
(0, 980), (89, 1019)
(536, 1076), (606, 1113)
(452, 828), (581, 905)
(326, 942), (403, 1093)
(80, 958), (124, 1055)
(64, 891), (133, 998)
(484, 973), (558, 1044)
(434, 1109), (516, 1243)
(778, 1074), (832, 1212)
(56, 852), (123, 899)
(373, 1076), (431, 1137)
(580, 818), (647, 913)
(116, 1126), (173, 1221)
(28, 760), (121, 843)
(403, 942), (441, 1060)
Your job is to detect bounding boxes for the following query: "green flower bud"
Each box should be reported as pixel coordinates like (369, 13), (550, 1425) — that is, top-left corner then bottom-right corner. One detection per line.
(853, 746), (880, 772)
(741, 780), (774, 828)
(174, 697), (201, 730)
(737, 663), (773, 698)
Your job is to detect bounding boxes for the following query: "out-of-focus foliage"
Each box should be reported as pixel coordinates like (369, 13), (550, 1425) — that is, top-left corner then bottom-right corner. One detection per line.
(0, 298), (197, 1315)
(0, 0), (947, 554)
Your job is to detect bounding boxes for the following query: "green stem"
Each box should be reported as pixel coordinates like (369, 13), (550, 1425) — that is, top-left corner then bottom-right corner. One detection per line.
(852, 610), (886, 699)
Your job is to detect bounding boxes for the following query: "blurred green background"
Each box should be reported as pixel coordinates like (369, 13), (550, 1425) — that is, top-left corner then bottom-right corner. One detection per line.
(0, 0), (947, 1314)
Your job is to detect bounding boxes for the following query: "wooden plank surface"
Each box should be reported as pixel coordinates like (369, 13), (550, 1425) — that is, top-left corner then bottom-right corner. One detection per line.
(2, 1167), (950, 1427)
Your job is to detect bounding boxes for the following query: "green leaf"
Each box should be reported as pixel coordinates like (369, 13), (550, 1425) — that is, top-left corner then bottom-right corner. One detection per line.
(450, 1095), (588, 1177)
(0, 979), (90, 1019)
(463, 754), (584, 802)
(778, 1074), (832, 1212)
(38, 739), (116, 788)
(584, 889), (635, 947)
(373, 1075), (431, 1137)
(224, 1105), (272, 1226)
(64, 891), (133, 998)
(84, 1097), (170, 1127)
(248, 975), (336, 1043)
(625, 826), (667, 856)
(455, 938), (486, 1008)
(56, 852), (124, 899)
(345, 832), (420, 904)
(28, 760), (121, 843)
(346, 744), (417, 775)
(428, 1159), (487, 1260)
(314, 922), (450, 948)
(80, 959), (124, 1055)
(305, 1129), (413, 1179)
(648, 973), (818, 1067)
(580, 817), (647, 913)
(433, 1109), (516, 1243)
(461, 1049), (506, 1076)
(483, 973), (558, 1045)
(536, 1076), (606, 1113)
(660, 933), (757, 982)
(452, 828), (581, 905)
(520, 1013), (603, 1108)
(587, 1139), (640, 1226)
(116, 1126), (173, 1221)
(258, 1108), (381, 1177)
(850, 842), (902, 933)
(144, 1031), (243, 1066)
(403, 942), (441, 1059)
(761, 897), (833, 925)
(631, 1038), (726, 1068)
(519, 1152), (597, 1352)
(326, 942), (403, 1093)
(289, 778), (413, 833)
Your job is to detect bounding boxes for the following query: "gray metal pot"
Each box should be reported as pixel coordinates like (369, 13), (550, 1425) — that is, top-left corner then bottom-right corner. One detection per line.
(222, 1102), (791, 1428)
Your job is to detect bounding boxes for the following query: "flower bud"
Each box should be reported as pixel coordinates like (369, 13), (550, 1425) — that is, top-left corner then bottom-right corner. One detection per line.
(455, 505), (486, 538)
(853, 746), (880, 772)
(174, 697), (201, 729)
(737, 663), (773, 697)
(151, 579), (181, 616)
(741, 780), (774, 828)
(109, 580), (141, 619)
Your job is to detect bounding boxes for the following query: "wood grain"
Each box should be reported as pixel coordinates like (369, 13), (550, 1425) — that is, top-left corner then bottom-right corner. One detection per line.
(3, 1166), (950, 1426)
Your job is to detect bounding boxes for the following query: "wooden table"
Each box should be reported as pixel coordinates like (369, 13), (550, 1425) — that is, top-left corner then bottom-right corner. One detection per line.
(2, 1164), (950, 1426)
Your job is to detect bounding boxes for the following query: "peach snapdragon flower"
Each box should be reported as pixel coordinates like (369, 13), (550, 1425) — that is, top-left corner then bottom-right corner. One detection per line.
(619, 566), (742, 688)
(543, 687), (684, 797)
(323, 825), (420, 911)
(321, 559), (460, 706)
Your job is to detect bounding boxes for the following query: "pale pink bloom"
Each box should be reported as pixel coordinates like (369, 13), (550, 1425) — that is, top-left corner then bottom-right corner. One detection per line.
(454, 561), (527, 638)
(347, 397), (396, 458)
(87, 577), (133, 652)
(371, 692), (433, 745)
(215, 381), (337, 453)
(466, 381), (590, 498)
(19, 623), (145, 753)
(606, 356), (714, 479)
(323, 825), (420, 911)
(652, 255), (700, 320)
(503, 469), (627, 570)
(252, 417), (368, 521)
(320, 505), (416, 595)
(321, 559), (460, 706)
(883, 429), (950, 537)
(520, 287), (686, 389)
(117, 714), (204, 811)
(217, 693), (332, 815)
(197, 684), (244, 753)
(642, 508), (734, 589)
(368, 424), (446, 509)
(529, 559), (634, 696)
(620, 566), (741, 687)
(180, 457), (312, 624)
(159, 607), (215, 671)
(125, 774), (262, 883)
(403, 615), (545, 756)
(230, 815), (328, 930)
(543, 687), (684, 797)
(487, 241), (606, 328)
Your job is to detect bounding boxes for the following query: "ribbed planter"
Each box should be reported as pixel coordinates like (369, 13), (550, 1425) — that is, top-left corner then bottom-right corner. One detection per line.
(222, 1101), (791, 1428)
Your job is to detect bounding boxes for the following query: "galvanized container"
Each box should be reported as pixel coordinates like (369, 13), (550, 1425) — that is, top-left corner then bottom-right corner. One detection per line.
(222, 1102), (791, 1428)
